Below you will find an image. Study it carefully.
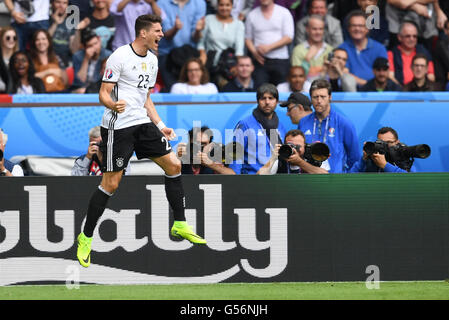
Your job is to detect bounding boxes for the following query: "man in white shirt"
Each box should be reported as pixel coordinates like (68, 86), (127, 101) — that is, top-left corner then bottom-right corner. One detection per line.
(76, 14), (206, 269)
(244, 0), (294, 85)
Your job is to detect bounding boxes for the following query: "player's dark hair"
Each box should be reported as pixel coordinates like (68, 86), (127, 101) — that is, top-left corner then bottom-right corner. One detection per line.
(135, 14), (162, 38)
(377, 127), (399, 140)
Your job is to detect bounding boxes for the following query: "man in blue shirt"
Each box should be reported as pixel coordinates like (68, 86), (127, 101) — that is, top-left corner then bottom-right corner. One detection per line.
(338, 9), (388, 88)
(298, 79), (360, 173)
(229, 83), (287, 174)
(157, 0), (206, 90)
(349, 127), (417, 173)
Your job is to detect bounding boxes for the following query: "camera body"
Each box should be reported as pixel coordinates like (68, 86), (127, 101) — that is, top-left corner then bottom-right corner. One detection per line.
(0, 149), (3, 161)
(363, 140), (431, 171)
(188, 141), (242, 164)
(327, 52), (334, 61)
(279, 142), (330, 167)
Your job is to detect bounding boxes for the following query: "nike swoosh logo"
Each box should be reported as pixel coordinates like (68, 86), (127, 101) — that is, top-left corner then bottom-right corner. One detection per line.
(82, 255), (90, 265)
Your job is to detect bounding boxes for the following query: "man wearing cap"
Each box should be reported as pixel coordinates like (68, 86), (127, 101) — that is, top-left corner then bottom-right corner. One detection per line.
(71, 28), (112, 93)
(359, 57), (402, 92)
(280, 92), (313, 125)
(298, 79), (360, 173)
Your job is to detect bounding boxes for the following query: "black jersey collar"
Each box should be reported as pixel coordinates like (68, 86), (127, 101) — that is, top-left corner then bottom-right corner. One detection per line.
(129, 43), (147, 58)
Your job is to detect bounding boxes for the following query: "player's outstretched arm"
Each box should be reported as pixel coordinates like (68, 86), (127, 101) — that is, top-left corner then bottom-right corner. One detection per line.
(99, 82), (126, 113)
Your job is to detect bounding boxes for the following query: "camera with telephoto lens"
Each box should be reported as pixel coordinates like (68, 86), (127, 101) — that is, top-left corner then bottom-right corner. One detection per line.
(279, 142), (330, 167)
(363, 140), (431, 171)
(0, 149), (3, 161)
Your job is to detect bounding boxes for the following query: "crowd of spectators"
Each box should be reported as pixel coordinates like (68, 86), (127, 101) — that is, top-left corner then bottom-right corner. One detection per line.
(1, 0), (449, 94)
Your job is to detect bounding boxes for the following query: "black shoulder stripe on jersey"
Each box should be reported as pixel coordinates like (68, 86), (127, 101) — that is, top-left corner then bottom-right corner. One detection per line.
(102, 80), (118, 83)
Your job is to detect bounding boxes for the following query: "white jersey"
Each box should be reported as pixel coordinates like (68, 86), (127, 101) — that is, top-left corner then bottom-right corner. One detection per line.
(101, 44), (158, 130)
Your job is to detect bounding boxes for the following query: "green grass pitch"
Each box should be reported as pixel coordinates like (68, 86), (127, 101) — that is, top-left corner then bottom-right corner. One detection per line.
(0, 281), (448, 300)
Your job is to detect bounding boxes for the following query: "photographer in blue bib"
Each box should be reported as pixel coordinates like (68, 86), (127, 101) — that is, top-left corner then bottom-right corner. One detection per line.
(257, 129), (330, 175)
(349, 127), (430, 173)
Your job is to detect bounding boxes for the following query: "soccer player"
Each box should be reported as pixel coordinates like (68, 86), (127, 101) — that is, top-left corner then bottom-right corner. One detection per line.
(76, 14), (206, 268)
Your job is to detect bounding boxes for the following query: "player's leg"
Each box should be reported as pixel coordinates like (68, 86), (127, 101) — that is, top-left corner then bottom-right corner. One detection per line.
(77, 126), (135, 267)
(77, 171), (124, 267)
(152, 152), (206, 244)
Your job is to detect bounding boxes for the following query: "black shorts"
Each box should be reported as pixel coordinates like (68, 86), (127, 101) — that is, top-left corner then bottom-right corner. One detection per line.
(100, 123), (172, 172)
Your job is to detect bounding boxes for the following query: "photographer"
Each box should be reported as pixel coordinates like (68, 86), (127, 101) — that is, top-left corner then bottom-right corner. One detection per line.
(349, 127), (418, 173)
(258, 129), (329, 175)
(71, 126), (130, 176)
(0, 128), (24, 177)
(177, 126), (236, 175)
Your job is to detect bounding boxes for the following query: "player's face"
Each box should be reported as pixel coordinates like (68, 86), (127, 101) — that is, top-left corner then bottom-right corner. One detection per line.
(144, 22), (164, 52)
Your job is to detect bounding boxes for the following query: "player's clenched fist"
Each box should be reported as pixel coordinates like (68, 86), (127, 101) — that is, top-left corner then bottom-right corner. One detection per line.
(113, 100), (126, 113)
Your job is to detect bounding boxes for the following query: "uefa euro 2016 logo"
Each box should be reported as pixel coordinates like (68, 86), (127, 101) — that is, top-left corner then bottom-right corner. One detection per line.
(104, 69), (113, 80)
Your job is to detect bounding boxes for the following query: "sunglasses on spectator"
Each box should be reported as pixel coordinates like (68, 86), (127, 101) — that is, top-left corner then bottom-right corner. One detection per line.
(5, 35), (17, 41)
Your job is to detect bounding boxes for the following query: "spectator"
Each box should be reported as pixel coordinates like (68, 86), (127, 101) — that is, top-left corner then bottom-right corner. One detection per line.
(76, 0), (116, 51)
(71, 28), (111, 93)
(386, 0), (446, 50)
(342, 0), (390, 46)
(291, 14), (333, 82)
(85, 58), (108, 93)
(321, 47), (357, 92)
(277, 66), (311, 94)
(339, 10), (388, 87)
(110, 0), (163, 51)
(403, 53), (442, 91)
(157, 0), (206, 90)
(221, 55), (258, 92)
(170, 57), (218, 94)
(29, 29), (68, 92)
(241, 0), (307, 24)
(295, 0), (343, 48)
(4, 0), (50, 51)
(245, 0), (294, 86)
(257, 129), (329, 174)
(0, 27), (19, 93)
(298, 79), (360, 173)
(198, 0), (245, 68)
(360, 57), (402, 91)
(280, 91), (313, 125)
(349, 126), (417, 173)
(229, 83), (287, 174)
(0, 128), (24, 177)
(48, 0), (77, 68)
(388, 21), (435, 86)
(433, 19), (449, 85)
(70, 0), (93, 21)
(7, 50), (46, 94)
(72, 126), (130, 176)
(176, 126), (236, 174)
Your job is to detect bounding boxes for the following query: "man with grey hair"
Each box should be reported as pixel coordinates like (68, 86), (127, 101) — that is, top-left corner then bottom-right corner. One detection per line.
(294, 0), (343, 47)
(0, 128), (24, 176)
(71, 126), (130, 176)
